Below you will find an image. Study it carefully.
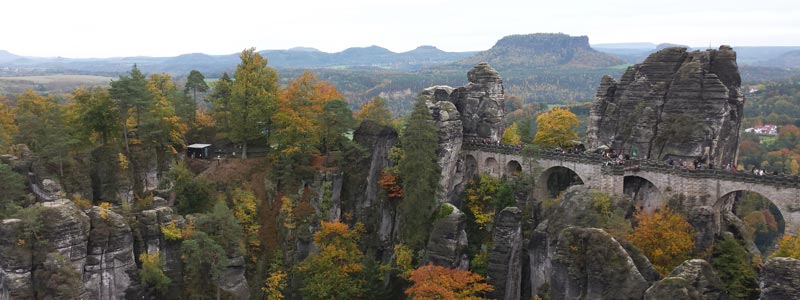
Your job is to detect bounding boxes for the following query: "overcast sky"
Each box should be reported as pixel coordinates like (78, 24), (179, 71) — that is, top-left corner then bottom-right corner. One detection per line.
(2, 0), (798, 58)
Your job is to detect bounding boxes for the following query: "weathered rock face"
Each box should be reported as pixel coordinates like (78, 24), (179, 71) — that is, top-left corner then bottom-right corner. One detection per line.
(419, 86), (464, 204)
(424, 204), (469, 269)
(487, 207), (522, 300)
(644, 259), (725, 300)
(84, 207), (137, 300)
(760, 257), (800, 300)
(452, 63), (505, 142)
(218, 255), (250, 300)
(134, 206), (183, 298)
(0, 200), (90, 300)
(587, 46), (744, 166)
(528, 186), (636, 296)
(550, 227), (649, 300)
(346, 120), (400, 255)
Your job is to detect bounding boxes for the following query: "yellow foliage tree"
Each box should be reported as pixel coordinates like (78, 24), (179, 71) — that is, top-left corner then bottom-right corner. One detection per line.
(533, 108), (579, 148)
(394, 243), (414, 279)
(501, 122), (522, 145)
(232, 189), (260, 260)
(357, 96), (393, 126)
(273, 71), (343, 154)
(405, 264), (493, 300)
(772, 231), (800, 259)
(0, 98), (19, 151)
(262, 270), (287, 300)
(627, 207), (696, 275)
(298, 221), (365, 299)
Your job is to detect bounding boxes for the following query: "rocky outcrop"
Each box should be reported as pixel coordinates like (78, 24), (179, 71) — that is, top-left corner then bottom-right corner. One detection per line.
(528, 186), (637, 296)
(618, 240), (661, 283)
(134, 206), (183, 298)
(487, 207), (522, 300)
(644, 259), (725, 300)
(347, 120), (399, 254)
(550, 227), (649, 300)
(424, 204), (469, 269)
(419, 86), (464, 204)
(452, 63), (505, 142)
(686, 206), (716, 252)
(0, 200), (90, 299)
(587, 46), (744, 166)
(218, 255), (249, 300)
(760, 257), (800, 300)
(84, 207), (137, 300)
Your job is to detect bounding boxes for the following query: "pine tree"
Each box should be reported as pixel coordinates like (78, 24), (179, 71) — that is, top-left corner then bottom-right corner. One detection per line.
(398, 97), (440, 248)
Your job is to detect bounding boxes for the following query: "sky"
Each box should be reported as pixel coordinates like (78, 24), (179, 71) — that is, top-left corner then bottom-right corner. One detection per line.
(2, 0), (799, 58)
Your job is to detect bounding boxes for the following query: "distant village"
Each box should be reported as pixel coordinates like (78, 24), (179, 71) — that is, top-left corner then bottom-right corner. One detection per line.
(745, 124), (778, 135)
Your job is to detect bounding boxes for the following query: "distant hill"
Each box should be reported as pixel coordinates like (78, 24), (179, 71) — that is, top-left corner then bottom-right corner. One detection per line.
(452, 33), (624, 69)
(758, 49), (800, 68)
(0, 50), (22, 63)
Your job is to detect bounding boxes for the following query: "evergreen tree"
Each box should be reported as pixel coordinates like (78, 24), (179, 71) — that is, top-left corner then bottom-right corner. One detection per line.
(71, 87), (120, 145)
(710, 235), (759, 300)
(181, 231), (229, 300)
(109, 64), (152, 154)
(0, 163), (24, 218)
(398, 97), (440, 248)
(184, 70), (209, 103)
(320, 99), (356, 153)
(230, 48), (278, 158)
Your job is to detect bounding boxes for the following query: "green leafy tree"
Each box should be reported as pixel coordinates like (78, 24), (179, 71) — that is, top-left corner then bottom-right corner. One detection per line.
(169, 161), (214, 214)
(139, 252), (172, 294)
(398, 97), (440, 248)
(196, 201), (244, 255)
(14, 90), (75, 177)
(181, 231), (229, 300)
(231, 48), (278, 158)
(71, 87), (120, 145)
(710, 235), (759, 300)
(0, 163), (25, 218)
(321, 99), (357, 153)
(209, 73), (233, 138)
(298, 221), (366, 300)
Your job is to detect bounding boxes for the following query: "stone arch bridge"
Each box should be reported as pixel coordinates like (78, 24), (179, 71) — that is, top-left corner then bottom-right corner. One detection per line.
(462, 142), (800, 232)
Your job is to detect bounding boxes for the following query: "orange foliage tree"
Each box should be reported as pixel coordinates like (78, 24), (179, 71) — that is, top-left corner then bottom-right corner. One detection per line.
(0, 97), (18, 150)
(378, 170), (404, 203)
(405, 264), (493, 300)
(273, 71), (343, 154)
(627, 207), (696, 275)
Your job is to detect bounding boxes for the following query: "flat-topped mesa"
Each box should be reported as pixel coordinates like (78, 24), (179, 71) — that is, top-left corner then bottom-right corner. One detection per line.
(586, 46), (744, 166)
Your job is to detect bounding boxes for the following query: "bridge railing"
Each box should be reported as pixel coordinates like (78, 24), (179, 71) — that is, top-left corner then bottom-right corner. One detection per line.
(463, 141), (800, 188)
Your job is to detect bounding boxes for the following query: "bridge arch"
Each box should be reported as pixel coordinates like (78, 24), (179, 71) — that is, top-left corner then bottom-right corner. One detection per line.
(505, 160), (522, 178)
(624, 175), (662, 213)
(463, 154), (478, 180)
(714, 190), (785, 254)
(534, 166), (585, 200)
(714, 180), (800, 233)
(484, 157), (498, 177)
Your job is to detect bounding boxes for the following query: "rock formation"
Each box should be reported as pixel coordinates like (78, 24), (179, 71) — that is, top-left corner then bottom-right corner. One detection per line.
(424, 204), (469, 269)
(644, 259), (725, 300)
(587, 46), (744, 166)
(550, 227), (649, 300)
(760, 257), (800, 300)
(84, 207), (137, 300)
(487, 207), (523, 300)
(419, 63), (505, 204)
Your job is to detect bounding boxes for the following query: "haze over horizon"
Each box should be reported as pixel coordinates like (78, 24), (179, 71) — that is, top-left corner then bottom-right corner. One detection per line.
(2, 0), (799, 58)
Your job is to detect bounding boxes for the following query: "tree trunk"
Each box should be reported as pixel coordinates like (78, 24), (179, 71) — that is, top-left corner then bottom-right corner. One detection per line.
(242, 140), (248, 159)
(122, 122), (130, 156)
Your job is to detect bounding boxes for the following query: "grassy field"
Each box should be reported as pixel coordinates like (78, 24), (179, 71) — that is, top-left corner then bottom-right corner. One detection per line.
(0, 74), (113, 95)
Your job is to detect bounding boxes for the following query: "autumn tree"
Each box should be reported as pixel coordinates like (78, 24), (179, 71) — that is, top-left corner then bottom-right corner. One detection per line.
(231, 188), (260, 259)
(0, 97), (18, 150)
(139, 252), (172, 294)
(534, 108), (579, 148)
(71, 87), (119, 145)
(358, 96), (393, 126)
(398, 97), (440, 248)
(298, 221), (366, 299)
(772, 230), (800, 259)
(184, 70), (209, 104)
(143, 73), (187, 151)
(273, 71), (343, 154)
(231, 48), (278, 158)
(501, 122), (521, 145)
(627, 207), (696, 275)
(14, 90), (75, 177)
(405, 264), (493, 300)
